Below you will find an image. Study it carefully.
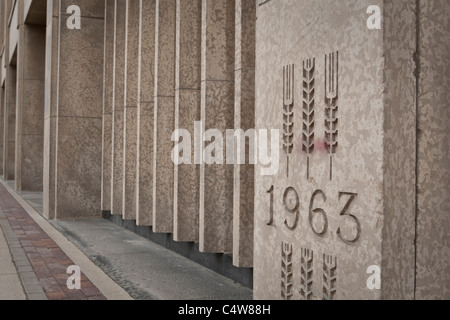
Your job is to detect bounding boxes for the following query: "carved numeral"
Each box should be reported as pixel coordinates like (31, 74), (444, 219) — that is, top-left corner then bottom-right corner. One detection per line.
(283, 187), (300, 231)
(309, 190), (328, 237)
(281, 242), (294, 300)
(337, 192), (361, 244)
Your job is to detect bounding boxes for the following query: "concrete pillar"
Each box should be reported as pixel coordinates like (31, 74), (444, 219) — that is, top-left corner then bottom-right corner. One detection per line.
(101, 0), (115, 212)
(3, 65), (15, 181)
(3, 0), (17, 182)
(122, 0), (140, 220)
(233, 0), (256, 268)
(173, 0), (201, 242)
(152, 0), (176, 233)
(0, 87), (4, 176)
(43, 0), (58, 219)
(15, 8), (46, 191)
(111, 0), (126, 216)
(416, 0), (450, 300)
(0, 1), (4, 177)
(136, 0), (155, 227)
(199, 0), (235, 253)
(43, 0), (105, 219)
(253, 0), (417, 300)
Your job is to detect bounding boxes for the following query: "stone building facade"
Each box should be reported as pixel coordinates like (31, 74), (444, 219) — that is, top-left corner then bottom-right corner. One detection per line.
(0, 0), (449, 300)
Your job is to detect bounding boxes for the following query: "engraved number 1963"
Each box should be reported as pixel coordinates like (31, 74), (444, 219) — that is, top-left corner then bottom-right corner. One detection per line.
(266, 186), (361, 245)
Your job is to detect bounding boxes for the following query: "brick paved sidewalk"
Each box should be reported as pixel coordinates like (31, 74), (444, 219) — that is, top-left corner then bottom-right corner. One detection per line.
(0, 183), (106, 300)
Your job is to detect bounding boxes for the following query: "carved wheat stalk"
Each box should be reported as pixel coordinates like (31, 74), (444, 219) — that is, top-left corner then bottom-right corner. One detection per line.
(302, 59), (315, 179)
(325, 52), (339, 180)
(283, 64), (294, 178)
(322, 254), (337, 300)
(281, 242), (293, 300)
(300, 248), (314, 300)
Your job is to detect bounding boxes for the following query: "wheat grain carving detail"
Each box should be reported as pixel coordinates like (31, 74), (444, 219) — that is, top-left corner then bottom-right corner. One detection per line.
(302, 58), (315, 179)
(325, 52), (339, 180)
(281, 242), (294, 300)
(283, 64), (294, 178)
(300, 248), (314, 300)
(323, 254), (337, 300)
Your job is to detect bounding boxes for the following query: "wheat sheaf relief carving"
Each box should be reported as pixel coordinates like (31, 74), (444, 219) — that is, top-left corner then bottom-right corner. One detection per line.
(302, 58), (315, 180)
(322, 254), (337, 300)
(325, 52), (339, 181)
(299, 248), (314, 300)
(281, 242), (294, 300)
(283, 64), (294, 178)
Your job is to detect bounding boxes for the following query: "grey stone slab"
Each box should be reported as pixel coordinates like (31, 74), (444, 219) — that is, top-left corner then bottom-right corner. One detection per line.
(416, 0), (450, 300)
(173, 0), (202, 243)
(27, 293), (48, 300)
(254, 0), (417, 300)
(17, 265), (33, 273)
(233, 0), (256, 268)
(0, 275), (26, 300)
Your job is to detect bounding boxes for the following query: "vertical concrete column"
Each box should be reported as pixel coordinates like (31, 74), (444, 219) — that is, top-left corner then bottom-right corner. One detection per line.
(416, 0), (450, 299)
(43, 0), (58, 219)
(152, 0), (176, 233)
(15, 8), (46, 191)
(233, 0), (256, 268)
(200, 0), (235, 253)
(3, 0), (17, 182)
(136, 0), (155, 227)
(44, 0), (105, 219)
(0, 2), (4, 175)
(101, 0), (115, 212)
(0, 0), (4, 46)
(0, 86), (4, 176)
(3, 65), (16, 181)
(122, 0), (140, 220)
(173, 0), (201, 242)
(111, 0), (126, 216)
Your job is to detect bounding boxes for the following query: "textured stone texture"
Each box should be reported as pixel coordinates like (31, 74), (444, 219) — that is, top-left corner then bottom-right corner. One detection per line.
(111, 0), (126, 216)
(200, 81), (235, 254)
(122, 0), (140, 220)
(233, 0), (256, 268)
(137, 103), (154, 227)
(416, 0), (450, 300)
(381, 0), (417, 300)
(200, 0), (235, 253)
(174, 0), (201, 243)
(3, 66), (16, 181)
(16, 23), (46, 192)
(55, 117), (103, 219)
(123, 106), (138, 220)
(153, 0), (176, 233)
(136, 0), (156, 227)
(43, 0), (105, 220)
(101, 0), (116, 212)
(254, 0), (417, 300)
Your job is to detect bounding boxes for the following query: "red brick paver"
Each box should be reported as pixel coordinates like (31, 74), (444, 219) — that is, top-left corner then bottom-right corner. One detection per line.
(0, 184), (106, 300)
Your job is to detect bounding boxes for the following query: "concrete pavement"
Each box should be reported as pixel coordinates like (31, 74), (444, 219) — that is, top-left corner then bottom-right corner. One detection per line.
(0, 221), (26, 300)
